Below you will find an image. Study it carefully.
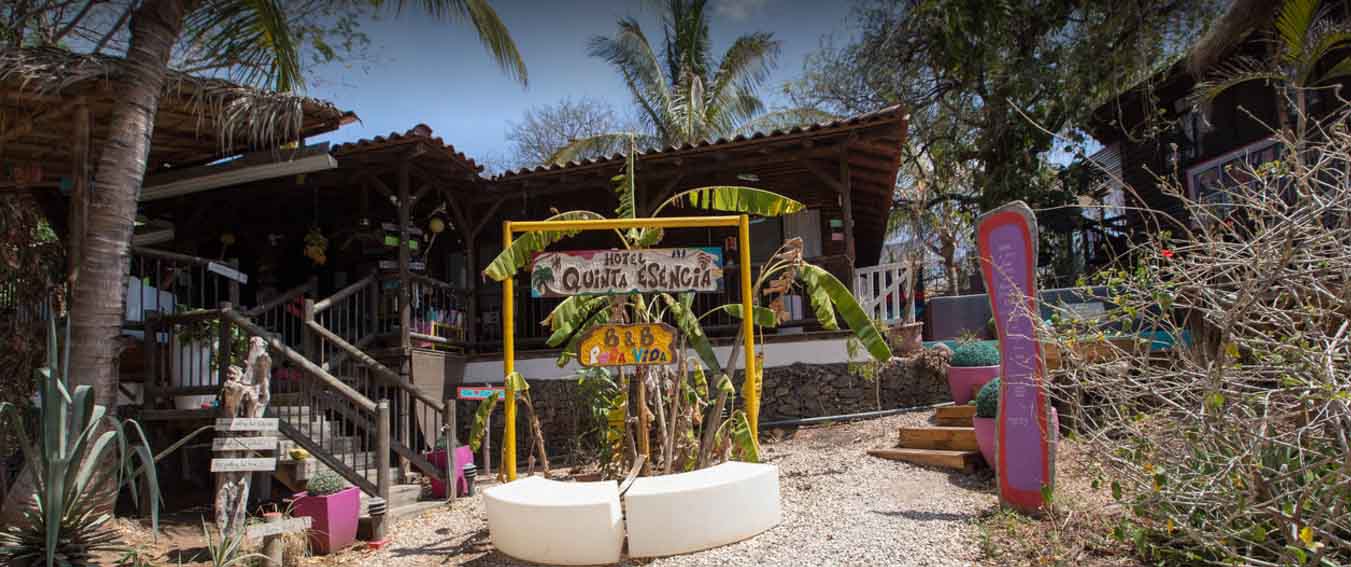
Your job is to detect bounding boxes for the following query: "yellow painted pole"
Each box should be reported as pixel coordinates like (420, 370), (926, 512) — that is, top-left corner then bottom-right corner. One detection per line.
(502, 221), (517, 481)
(511, 216), (742, 232)
(738, 215), (758, 440)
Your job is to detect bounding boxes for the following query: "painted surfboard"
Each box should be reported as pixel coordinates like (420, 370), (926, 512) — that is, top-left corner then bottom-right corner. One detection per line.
(977, 201), (1056, 513)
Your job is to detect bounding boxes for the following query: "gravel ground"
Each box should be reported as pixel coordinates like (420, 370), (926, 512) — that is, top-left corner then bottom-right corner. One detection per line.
(309, 409), (998, 567)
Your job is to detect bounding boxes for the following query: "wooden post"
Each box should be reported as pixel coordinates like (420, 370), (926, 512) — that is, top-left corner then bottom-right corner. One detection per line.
(302, 298), (317, 364)
(143, 314), (159, 410)
(372, 400), (392, 540)
(262, 512), (284, 566)
(636, 367), (651, 476)
(443, 398), (457, 504)
(839, 153), (855, 262)
(464, 237), (479, 348)
(397, 160), (413, 481)
(218, 303), (233, 387)
(227, 259), (241, 306)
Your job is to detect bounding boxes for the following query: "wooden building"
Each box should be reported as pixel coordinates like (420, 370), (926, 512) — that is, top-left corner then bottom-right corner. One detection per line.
(4, 47), (907, 527)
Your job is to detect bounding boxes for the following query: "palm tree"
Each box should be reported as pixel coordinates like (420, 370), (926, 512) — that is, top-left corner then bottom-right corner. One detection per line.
(550, 0), (832, 164)
(2, 0), (524, 529)
(63, 0), (523, 406)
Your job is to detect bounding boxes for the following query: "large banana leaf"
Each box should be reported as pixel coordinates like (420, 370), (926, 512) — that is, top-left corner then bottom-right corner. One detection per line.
(543, 296), (609, 346)
(799, 264), (893, 362)
(468, 395), (499, 451)
(481, 210), (607, 282)
(660, 293), (722, 374)
(722, 409), (760, 463)
(655, 186), (805, 217)
(710, 304), (778, 327)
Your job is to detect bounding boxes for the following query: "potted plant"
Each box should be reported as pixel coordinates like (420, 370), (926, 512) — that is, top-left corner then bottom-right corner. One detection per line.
(425, 437), (474, 498)
(292, 471), (359, 554)
(972, 378), (999, 468)
(947, 340), (1000, 404)
(972, 378), (1059, 472)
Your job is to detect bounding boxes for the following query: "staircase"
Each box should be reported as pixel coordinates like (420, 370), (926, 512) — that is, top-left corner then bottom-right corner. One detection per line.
(868, 405), (984, 473)
(141, 268), (460, 536)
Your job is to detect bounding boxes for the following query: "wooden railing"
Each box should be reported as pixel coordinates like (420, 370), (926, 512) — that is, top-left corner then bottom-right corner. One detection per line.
(855, 261), (911, 325)
(127, 246), (247, 320)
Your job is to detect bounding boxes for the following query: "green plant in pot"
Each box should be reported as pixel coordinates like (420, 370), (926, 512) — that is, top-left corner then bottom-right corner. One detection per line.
(947, 340), (999, 404)
(292, 471), (359, 555)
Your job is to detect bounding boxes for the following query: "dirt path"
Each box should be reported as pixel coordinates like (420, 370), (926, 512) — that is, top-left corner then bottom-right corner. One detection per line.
(308, 409), (997, 567)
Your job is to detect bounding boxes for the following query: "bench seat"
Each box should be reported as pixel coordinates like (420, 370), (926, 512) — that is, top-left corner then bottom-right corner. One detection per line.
(482, 476), (624, 565)
(623, 461), (781, 557)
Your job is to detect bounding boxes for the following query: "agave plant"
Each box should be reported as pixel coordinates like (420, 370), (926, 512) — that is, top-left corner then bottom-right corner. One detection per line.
(482, 140), (893, 474)
(199, 518), (266, 567)
(0, 319), (160, 567)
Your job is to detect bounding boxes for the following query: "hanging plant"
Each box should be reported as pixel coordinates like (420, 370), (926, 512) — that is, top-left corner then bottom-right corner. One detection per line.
(304, 227), (328, 266)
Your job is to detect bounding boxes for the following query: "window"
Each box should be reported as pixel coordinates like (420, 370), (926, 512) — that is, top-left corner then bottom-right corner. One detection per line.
(749, 216), (783, 263)
(1185, 137), (1281, 221)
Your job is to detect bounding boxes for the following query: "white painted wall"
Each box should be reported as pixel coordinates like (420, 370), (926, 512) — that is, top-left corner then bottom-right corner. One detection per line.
(463, 335), (858, 383)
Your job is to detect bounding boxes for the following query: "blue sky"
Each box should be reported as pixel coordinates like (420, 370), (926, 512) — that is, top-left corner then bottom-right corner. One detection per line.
(308, 0), (855, 168)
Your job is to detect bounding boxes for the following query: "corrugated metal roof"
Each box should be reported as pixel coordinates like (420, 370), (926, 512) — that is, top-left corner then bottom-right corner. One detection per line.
(494, 104), (907, 179)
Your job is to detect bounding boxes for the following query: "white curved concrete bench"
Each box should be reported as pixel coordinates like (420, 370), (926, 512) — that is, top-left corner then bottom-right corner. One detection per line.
(623, 461), (781, 557)
(483, 476), (624, 565)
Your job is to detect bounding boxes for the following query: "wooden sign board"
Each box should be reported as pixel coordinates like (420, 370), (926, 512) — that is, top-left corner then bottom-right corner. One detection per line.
(246, 516), (311, 540)
(530, 248), (723, 298)
(977, 201), (1055, 513)
(212, 437), (278, 452)
(210, 458), (277, 472)
(576, 323), (678, 367)
(457, 386), (506, 400)
(216, 418), (278, 432)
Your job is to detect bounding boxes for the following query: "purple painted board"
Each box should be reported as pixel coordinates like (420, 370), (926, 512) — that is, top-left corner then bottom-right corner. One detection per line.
(977, 201), (1055, 513)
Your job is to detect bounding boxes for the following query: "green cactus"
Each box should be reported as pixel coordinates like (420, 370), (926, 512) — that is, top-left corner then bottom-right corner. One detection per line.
(951, 340), (1000, 367)
(975, 378), (1000, 418)
(305, 471), (349, 497)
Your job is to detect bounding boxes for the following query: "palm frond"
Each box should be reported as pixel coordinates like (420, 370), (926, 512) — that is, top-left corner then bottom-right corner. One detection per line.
(614, 136), (639, 220)
(1298, 20), (1351, 85)
(481, 210), (607, 281)
(1188, 56), (1286, 107)
(736, 107), (839, 136)
(589, 18), (673, 139)
(708, 31), (779, 109)
(183, 0), (302, 92)
(1274, 0), (1321, 66)
(656, 186), (805, 217)
(547, 132), (637, 166)
(381, 0), (527, 85)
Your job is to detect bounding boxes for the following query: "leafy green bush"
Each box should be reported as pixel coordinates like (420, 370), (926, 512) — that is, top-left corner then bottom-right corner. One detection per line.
(975, 378), (1000, 418)
(305, 471), (348, 497)
(951, 341), (999, 367)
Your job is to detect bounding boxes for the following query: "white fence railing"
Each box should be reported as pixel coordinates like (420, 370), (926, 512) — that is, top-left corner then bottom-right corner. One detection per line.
(854, 262), (910, 325)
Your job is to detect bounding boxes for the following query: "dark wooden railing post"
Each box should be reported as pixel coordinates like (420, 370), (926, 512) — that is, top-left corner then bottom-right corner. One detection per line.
(443, 398), (457, 504)
(373, 400), (392, 540)
(367, 274), (380, 337)
(302, 299), (317, 365)
(218, 302), (233, 386)
(143, 313), (160, 410)
(227, 259), (241, 306)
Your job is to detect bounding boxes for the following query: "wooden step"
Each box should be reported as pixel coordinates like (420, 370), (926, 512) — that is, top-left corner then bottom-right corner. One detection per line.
(868, 448), (981, 473)
(932, 405), (976, 427)
(897, 426), (978, 451)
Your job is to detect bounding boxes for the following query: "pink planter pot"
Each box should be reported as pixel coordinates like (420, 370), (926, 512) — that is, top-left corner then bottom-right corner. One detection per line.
(426, 445), (474, 498)
(292, 486), (360, 554)
(947, 365), (999, 404)
(974, 408), (1059, 472)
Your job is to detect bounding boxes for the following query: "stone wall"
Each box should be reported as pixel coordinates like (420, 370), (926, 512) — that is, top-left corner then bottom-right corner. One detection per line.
(452, 350), (951, 469)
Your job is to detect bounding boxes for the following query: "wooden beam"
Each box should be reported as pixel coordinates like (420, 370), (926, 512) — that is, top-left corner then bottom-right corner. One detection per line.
(471, 198), (506, 239)
(397, 160), (413, 353)
(840, 153), (855, 261)
(802, 159), (845, 194)
(410, 183), (435, 207)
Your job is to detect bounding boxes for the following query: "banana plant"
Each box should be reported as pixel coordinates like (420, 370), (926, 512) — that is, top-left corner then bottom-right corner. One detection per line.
(481, 137), (893, 474)
(0, 319), (160, 567)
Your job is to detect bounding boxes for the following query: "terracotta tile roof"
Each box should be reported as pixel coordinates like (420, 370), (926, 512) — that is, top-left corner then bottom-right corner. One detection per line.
(333, 124), (483, 173)
(495, 104), (907, 179)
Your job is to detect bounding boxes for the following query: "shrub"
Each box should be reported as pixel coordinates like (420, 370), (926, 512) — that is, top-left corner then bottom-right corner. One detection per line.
(305, 471), (348, 497)
(951, 341), (999, 367)
(974, 378), (999, 418)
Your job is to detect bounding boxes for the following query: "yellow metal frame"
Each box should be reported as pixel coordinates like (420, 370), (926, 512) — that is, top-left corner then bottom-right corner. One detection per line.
(501, 215), (758, 481)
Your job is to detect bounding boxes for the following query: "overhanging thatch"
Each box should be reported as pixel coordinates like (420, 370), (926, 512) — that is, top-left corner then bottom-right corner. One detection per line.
(0, 47), (356, 183)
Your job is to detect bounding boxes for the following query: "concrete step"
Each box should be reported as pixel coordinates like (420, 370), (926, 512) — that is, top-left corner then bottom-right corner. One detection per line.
(868, 448), (981, 473)
(898, 426), (978, 451)
(932, 405), (976, 427)
(359, 483), (422, 515)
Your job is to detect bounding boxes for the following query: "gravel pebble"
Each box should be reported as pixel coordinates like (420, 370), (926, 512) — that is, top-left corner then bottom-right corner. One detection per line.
(307, 409), (997, 567)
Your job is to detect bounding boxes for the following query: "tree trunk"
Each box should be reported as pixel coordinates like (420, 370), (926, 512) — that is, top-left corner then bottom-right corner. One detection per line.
(1, 0), (187, 529)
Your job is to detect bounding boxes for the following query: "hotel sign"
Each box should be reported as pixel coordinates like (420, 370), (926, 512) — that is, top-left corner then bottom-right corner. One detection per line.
(576, 323), (678, 367)
(530, 248), (723, 298)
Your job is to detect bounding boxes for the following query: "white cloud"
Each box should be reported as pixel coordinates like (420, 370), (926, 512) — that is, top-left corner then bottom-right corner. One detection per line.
(715, 0), (770, 22)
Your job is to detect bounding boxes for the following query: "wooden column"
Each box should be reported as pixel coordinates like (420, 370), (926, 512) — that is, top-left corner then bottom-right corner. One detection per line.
(372, 400), (392, 541)
(839, 153), (855, 262)
(396, 159), (413, 480)
(443, 398), (457, 503)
